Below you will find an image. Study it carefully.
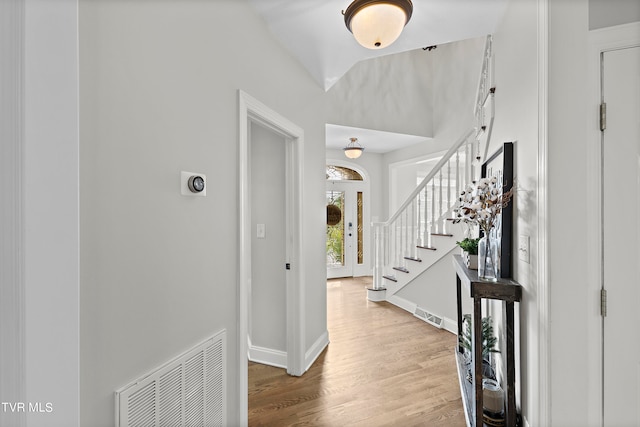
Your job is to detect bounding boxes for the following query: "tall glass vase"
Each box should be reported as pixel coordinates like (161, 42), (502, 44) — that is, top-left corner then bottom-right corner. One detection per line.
(478, 234), (499, 281)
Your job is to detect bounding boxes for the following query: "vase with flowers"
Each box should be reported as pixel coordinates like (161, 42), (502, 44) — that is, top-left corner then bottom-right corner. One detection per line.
(453, 176), (513, 281)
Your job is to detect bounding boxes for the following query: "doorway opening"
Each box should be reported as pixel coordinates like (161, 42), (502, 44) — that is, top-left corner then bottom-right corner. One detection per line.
(238, 90), (305, 426)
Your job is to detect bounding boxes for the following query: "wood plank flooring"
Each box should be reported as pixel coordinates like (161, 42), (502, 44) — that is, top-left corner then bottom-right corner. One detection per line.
(248, 276), (466, 426)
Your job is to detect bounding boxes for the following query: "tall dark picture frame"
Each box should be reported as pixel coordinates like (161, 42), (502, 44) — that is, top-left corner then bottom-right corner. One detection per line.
(481, 142), (514, 278)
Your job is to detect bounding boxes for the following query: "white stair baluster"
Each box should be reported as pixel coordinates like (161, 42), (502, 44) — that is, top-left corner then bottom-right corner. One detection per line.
(416, 192), (422, 248)
(411, 199), (417, 259)
(431, 179), (436, 234)
(455, 148), (460, 211)
(397, 217), (402, 268)
(403, 208), (409, 265)
(446, 159), (451, 232)
(438, 168), (443, 233)
(423, 185), (429, 247)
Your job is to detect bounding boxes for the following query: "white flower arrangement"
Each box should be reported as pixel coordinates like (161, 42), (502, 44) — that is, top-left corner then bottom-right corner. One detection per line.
(453, 176), (513, 235)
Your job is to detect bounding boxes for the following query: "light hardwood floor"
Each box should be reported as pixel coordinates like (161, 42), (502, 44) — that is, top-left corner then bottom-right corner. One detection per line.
(248, 276), (466, 426)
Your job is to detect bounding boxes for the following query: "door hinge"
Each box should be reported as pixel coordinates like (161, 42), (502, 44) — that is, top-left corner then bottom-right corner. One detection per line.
(601, 288), (607, 317)
(600, 102), (607, 131)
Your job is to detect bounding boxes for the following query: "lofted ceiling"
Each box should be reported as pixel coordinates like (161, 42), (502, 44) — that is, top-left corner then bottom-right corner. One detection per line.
(247, 0), (510, 90)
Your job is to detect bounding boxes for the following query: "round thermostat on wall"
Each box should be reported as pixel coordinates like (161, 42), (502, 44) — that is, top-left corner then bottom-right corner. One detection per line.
(188, 175), (205, 193)
(181, 171), (206, 197)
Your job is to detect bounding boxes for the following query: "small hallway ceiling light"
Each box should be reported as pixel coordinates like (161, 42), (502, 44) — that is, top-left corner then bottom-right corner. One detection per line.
(344, 137), (364, 159)
(343, 0), (413, 50)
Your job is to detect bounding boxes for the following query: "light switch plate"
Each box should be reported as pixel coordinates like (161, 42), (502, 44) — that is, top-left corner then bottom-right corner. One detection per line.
(257, 224), (266, 239)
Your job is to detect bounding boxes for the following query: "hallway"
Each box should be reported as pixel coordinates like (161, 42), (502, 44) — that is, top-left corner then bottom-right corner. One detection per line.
(248, 276), (465, 426)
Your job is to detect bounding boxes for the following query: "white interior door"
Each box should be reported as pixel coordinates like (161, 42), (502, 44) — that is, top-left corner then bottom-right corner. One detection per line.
(602, 45), (640, 426)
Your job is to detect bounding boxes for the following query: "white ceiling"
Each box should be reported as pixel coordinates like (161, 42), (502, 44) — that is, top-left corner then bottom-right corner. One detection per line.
(326, 124), (430, 154)
(247, 0), (510, 90)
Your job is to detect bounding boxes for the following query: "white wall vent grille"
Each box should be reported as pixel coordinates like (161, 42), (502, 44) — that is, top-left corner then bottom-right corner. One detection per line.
(115, 330), (226, 427)
(414, 307), (443, 329)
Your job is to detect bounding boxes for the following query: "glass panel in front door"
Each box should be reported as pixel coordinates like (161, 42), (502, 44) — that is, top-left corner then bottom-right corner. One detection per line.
(326, 191), (345, 269)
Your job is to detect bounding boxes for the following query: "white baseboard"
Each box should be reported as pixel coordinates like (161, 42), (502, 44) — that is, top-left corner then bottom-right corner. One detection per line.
(387, 294), (457, 335)
(248, 342), (287, 369)
(386, 294), (417, 314)
(442, 316), (457, 335)
(305, 330), (329, 372)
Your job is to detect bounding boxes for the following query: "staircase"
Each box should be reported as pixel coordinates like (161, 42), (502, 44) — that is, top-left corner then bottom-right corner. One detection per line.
(368, 35), (495, 305)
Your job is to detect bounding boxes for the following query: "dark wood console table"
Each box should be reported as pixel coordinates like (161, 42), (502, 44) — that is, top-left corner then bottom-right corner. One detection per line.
(452, 254), (521, 427)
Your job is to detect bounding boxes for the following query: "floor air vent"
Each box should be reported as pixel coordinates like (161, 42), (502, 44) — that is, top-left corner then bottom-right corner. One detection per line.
(414, 307), (443, 329)
(115, 330), (226, 427)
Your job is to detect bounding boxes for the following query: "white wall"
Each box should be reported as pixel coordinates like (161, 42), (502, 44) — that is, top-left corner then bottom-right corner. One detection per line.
(395, 247), (459, 324)
(325, 49), (434, 138)
(24, 0), (80, 426)
(250, 123), (287, 355)
(0, 1), (27, 425)
(79, 1), (326, 425)
(489, 1), (540, 424)
(547, 1), (597, 426)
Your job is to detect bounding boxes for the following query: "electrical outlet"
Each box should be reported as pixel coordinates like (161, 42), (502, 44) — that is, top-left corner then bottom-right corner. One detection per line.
(518, 235), (530, 263)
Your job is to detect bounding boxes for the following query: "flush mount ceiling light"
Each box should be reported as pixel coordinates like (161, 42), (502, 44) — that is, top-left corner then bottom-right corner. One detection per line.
(343, 137), (364, 159)
(343, 0), (413, 50)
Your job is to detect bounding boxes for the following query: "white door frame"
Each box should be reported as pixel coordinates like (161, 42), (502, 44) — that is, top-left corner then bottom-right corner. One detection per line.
(537, 1), (550, 425)
(238, 90), (305, 425)
(587, 21), (640, 427)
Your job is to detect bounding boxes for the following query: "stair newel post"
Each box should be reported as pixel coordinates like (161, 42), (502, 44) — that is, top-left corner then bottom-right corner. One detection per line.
(373, 223), (383, 290)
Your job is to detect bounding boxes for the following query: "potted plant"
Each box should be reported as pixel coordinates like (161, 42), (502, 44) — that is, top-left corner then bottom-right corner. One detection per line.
(456, 237), (479, 269)
(459, 314), (500, 380)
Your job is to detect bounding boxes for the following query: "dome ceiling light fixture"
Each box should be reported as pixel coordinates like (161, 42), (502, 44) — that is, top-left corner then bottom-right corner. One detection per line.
(342, 0), (413, 50)
(343, 137), (364, 159)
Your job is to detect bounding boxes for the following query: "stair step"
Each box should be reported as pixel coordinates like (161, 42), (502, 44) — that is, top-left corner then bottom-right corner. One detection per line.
(404, 256), (422, 262)
(431, 233), (454, 237)
(416, 245), (437, 251)
(393, 266), (410, 274)
(383, 275), (398, 282)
